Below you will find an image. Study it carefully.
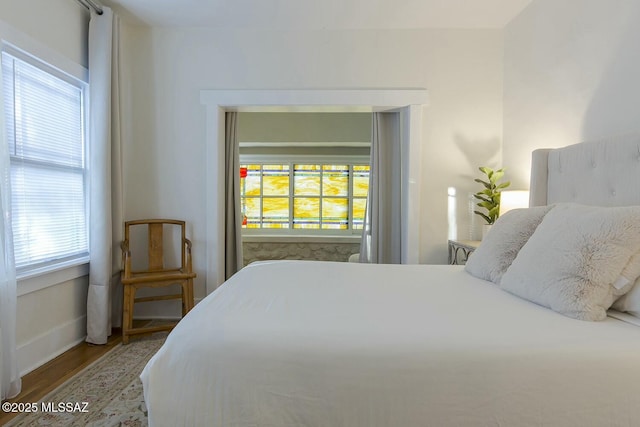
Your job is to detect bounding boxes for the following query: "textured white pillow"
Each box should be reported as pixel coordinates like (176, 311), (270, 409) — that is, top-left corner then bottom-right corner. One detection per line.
(611, 276), (640, 318)
(464, 205), (553, 284)
(500, 203), (640, 321)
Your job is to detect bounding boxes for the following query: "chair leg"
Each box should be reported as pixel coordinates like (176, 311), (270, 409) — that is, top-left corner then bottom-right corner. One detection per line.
(180, 280), (194, 317)
(181, 282), (188, 317)
(122, 285), (135, 344)
(186, 279), (194, 312)
(122, 285), (130, 344)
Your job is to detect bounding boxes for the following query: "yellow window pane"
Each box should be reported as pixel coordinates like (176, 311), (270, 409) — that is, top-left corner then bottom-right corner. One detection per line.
(243, 164), (262, 196)
(353, 166), (369, 198)
(264, 164), (288, 171)
(295, 223), (321, 230)
(293, 197), (319, 229)
(294, 164), (320, 196)
(263, 222), (289, 229)
(296, 164), (321, 171)
(322, 198), (348, 229)
(322, 165), (348, 171)
(262, 197), (289, 228)
(263, 164), (289, 196)
(352, 198), (366, 230)
(243, 197), (261, 228)
(322, 165), (348, 196)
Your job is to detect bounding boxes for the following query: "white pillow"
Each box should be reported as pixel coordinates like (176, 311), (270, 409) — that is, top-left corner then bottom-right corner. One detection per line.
(464, 205), (553, 284)
(500, 203), (640, 321)
(611, 276), (640, 318)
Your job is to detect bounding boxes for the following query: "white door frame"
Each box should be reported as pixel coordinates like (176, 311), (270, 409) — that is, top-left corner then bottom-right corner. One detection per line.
(200, 89), (428, 294)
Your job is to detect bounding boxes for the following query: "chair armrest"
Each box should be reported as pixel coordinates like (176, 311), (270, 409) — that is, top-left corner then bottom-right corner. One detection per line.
(184, 238), (193, 272)
(121, 239), (131, 276)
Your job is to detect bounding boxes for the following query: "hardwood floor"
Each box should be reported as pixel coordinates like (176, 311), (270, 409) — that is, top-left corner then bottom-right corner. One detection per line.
(0, 323), (146, 426)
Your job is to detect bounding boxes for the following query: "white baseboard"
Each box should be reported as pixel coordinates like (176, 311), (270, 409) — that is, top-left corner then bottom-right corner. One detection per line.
(17, 297), (204, 376)
(17, 315), (87, 376)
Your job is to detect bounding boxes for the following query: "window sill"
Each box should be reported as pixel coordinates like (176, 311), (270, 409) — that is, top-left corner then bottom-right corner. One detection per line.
(242, 234), (362, 244)
(17, 257), (90, 297)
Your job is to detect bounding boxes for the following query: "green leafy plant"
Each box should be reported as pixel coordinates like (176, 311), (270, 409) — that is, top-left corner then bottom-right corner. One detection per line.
(473, 166), (510, 225)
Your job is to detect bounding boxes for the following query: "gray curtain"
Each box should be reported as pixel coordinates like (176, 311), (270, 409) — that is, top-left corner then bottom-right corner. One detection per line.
(224, 112), (243, 279)
(360, 112), (402, 264)
(86, 7), (124, 344)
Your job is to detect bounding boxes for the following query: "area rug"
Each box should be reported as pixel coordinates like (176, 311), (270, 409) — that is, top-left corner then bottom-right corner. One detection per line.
(5, 333), (166, 427)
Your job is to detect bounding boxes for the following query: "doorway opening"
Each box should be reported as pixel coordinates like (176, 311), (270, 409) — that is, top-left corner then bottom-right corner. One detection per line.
(201, 89), (428, 293)
(237, 112), (371, 266)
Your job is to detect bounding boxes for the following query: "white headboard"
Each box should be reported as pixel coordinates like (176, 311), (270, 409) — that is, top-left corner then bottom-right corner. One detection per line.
(530, 135), (640, 207)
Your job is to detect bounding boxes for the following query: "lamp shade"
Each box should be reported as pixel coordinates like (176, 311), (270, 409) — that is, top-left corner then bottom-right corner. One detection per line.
(499, 190), (530, 216)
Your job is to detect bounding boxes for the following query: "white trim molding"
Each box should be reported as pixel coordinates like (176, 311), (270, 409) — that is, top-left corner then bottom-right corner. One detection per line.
(242, 234), (361, 244)
(17, 261), (89, 297)
(17, 314), (86, 376)
(200, 89), (428, 294)
(200, 89), (428, 112)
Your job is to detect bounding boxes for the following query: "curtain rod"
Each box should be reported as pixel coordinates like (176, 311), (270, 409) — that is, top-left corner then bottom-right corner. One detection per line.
(77, 0), (104, 15)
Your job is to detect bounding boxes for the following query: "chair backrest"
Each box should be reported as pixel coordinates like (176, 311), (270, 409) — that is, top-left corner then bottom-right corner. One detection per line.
(124, 219), (187, 273)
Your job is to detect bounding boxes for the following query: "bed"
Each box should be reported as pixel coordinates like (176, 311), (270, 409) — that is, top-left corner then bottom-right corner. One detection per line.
(141, 138), (640, 426)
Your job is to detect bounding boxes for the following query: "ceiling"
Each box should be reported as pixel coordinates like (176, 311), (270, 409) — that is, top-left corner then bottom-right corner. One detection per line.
(102, 0), (534, 29)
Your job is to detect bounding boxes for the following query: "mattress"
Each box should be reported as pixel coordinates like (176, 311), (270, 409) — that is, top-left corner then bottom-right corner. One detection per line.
(141, 260), (640, 426)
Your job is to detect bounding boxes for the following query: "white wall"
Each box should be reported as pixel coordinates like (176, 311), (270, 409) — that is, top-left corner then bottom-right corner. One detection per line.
(0, 0), (89, 375)
(0, 0), (87, 67)
(120, 25), (503, 272)
(503, 0), (640, 188)
(238, 112), (372, 143)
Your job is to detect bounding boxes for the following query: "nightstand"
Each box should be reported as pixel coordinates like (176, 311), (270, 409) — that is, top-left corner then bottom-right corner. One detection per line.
(448, 240), (481, 265)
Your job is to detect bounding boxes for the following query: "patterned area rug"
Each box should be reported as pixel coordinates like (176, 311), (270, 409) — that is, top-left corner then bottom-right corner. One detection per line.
(5, 333), (166, 427)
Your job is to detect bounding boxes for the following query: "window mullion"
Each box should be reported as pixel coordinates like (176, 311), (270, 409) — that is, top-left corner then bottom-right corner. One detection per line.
(319, 164), (323, 230)
(289, 161), (294, 231)
(10, 155), (85, 174)
(259, 164), (264, 229)
(348, 165), (354, 231)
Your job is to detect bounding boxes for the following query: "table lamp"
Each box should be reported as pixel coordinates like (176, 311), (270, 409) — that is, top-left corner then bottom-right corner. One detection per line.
(499, 190), (530, 216)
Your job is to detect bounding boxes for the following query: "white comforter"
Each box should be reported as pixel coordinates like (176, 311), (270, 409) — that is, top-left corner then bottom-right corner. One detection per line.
(141, 261), (640, 426)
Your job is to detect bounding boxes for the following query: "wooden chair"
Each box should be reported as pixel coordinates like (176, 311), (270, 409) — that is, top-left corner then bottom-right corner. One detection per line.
(121, 219), (196, 344)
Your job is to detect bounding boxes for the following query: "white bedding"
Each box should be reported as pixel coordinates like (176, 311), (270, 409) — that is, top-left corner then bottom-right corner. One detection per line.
(141, 260), (640, 426)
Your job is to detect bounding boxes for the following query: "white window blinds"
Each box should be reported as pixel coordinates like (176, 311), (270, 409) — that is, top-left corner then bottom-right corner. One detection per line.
(1, 50), (88, 271)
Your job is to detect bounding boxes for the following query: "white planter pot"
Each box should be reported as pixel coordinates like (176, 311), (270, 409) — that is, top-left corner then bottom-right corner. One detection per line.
(481, 224), (492, 240)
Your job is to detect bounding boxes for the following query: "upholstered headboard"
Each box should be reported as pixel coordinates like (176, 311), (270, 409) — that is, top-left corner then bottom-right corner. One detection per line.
(529, 135), (640, 207)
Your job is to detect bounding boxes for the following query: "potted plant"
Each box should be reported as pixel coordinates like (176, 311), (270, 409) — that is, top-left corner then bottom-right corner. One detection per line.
(473, 166), (510, 237)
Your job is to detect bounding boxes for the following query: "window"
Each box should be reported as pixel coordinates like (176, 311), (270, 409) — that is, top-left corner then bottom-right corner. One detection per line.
(2, 49), (88, 273)
(240, 161), (369, 233)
